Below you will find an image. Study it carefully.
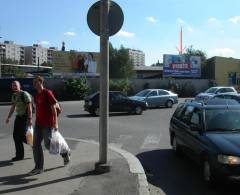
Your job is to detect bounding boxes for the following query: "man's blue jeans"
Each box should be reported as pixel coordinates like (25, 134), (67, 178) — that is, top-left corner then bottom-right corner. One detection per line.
(32, 125), (52, 169)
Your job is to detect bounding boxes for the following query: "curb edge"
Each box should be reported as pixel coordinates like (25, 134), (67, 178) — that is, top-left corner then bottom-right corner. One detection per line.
(65, 137), (150, 195)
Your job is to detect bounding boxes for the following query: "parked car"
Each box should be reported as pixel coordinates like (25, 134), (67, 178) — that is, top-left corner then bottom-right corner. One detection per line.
(195, 86), (237, 102)
(169, 100), (240, 184)
(129, 89), (178, 108)
(84, 91), (148, 116)
(206, 93), (240, 105)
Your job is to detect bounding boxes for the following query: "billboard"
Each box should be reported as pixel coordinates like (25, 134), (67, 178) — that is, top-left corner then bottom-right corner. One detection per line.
(52, 51), (99, 74)
(163, 54), (201, 78)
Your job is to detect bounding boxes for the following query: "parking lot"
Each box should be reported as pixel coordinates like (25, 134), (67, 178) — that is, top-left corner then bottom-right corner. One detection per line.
(0, 98), (239, 195)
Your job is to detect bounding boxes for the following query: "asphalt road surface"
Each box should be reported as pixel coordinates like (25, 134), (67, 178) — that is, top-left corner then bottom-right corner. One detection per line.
(0, 99), (239, 195)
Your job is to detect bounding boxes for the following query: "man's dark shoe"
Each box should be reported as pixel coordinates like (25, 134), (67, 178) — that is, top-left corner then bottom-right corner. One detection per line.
(11, 157), (23, 161)
(27, 168), (44, 176)
(62, 152), (71, 166)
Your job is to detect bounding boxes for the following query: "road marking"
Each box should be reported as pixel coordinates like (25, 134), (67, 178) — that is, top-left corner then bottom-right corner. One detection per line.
(113, 135), (133, 149)
(140, 134), (161, 150)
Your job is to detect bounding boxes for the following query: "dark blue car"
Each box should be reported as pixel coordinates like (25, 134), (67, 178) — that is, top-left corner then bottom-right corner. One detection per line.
(170, 100), (240, 184)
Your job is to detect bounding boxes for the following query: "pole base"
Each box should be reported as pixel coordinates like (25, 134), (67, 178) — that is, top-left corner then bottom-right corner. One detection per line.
(95, 162), (111, 173)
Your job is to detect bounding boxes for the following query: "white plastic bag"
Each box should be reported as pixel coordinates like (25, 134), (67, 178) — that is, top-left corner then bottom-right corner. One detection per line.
(49, 130), (70, 155)
(26, 126), (34, 146)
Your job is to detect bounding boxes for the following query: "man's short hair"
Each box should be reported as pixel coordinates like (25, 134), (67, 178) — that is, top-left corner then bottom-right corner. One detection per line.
(12, 80), (20, 86)
(34, 76), (44, 84)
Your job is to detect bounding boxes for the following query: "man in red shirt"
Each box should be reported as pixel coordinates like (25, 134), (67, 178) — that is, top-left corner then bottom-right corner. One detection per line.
(28, 76), (70, 176)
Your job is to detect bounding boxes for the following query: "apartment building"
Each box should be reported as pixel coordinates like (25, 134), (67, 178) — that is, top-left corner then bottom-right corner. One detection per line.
(0, 41), (25, 64)
(25, 44), (49, 65)
(48, 47), (58, 64)
(128, 49), (145, 66)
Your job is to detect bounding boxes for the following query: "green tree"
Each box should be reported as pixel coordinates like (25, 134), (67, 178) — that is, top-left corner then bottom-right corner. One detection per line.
(184, 45), (207, 62)
(2, 65), (26, 77)
(151, 60), (163, 67)
(1, 58), (26, 77)
(1, 58), (19, 64)
(109, 43), (134, 78)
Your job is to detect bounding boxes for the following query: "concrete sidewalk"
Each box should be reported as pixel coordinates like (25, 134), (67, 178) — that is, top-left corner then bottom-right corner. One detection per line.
(0, 135), (149, 195)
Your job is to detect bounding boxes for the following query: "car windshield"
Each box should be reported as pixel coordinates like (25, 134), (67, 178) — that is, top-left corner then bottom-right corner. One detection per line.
(204, 87), (218, 94)
(135, 90), (150, 97)
(205, 108), (240, 132)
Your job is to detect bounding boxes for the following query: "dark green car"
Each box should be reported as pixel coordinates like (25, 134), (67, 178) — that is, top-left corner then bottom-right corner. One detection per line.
(84, 91), (147, 116)
(170, 100), (240, 184)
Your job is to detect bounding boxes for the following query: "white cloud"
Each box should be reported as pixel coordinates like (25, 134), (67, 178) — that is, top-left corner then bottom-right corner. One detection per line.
(187, 26), (194, 32)
(208, 17), (217, 22)
(209, 48), (235, 57)
(177, 18), (185, 24)
(145, 16), (158, 23)
(229, 16), (240, 24)
(39, 41), (50, 45)
(64, 31), (76, 36)
(116, 30), (135, 38)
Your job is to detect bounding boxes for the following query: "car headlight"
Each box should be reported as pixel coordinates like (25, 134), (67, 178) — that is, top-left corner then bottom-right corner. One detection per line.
(88, 100), (92, 106)
(218, 155), (240, 165)
(145, 102), (148, 107)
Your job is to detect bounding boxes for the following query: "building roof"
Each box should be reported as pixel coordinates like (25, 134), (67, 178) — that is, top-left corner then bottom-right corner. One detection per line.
(134, 66), (163, 71)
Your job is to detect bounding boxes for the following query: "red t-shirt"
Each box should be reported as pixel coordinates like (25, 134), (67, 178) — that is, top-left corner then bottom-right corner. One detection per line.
(34, 89), (57, 127)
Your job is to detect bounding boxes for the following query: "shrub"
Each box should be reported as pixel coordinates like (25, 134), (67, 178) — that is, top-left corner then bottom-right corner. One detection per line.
(109, 79), (134, 95)
(64, 77), (90, 100)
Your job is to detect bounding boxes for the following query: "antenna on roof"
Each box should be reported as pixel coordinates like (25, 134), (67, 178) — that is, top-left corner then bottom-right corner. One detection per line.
(176, 27), (186, 55)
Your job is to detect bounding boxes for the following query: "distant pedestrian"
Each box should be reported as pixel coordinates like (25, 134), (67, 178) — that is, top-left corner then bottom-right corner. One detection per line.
(5, 81), (33, 161)
(28, 76), (70, 176)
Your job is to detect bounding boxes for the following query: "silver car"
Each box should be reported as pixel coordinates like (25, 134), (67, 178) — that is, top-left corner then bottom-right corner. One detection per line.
(195, 86), (237, 102)
(130, 89), (178, 108)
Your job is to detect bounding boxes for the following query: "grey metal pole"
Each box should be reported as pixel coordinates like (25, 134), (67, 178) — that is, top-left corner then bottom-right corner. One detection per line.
(0, 37), (2, 78)
(0, 49), (1, 78)
(95, 0), (110, 172)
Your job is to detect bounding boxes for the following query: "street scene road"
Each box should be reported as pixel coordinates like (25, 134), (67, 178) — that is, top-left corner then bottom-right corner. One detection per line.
(0, 99), (239, 195)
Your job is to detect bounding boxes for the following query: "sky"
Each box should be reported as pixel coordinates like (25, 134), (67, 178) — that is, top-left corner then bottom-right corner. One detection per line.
(1, 0), (240, 66)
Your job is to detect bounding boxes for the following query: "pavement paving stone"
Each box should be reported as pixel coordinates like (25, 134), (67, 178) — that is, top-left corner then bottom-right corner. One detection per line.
(0, 136), (149, 195)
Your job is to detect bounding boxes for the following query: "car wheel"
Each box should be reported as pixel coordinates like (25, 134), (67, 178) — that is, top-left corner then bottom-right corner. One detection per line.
(166, 100), (173, 108)
(89, 111), (95, 116)
(172, 135), (181, 155)
(134, 106), (143, 115)
(93, 108), (99, 116)
(203, 160), (216, 184)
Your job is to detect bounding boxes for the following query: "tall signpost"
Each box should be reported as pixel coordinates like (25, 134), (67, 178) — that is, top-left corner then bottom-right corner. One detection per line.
(98, 0), (109, 171)
(87, 0), (124, 172)
(0, 36), (2, 78)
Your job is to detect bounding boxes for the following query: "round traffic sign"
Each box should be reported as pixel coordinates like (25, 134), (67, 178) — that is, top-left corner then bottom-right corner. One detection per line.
(87, 1), (124, 36)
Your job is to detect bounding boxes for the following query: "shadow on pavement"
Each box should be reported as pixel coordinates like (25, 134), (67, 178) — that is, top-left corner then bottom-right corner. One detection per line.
(0, 169), (98, 194)
(0, 173), (37, 186)
(67, 113), (136, 118)
(0, 160), (13, 168)
(44, 166), (64, 173)
(67, 114), (94, 118)
(136, 149), (240, 195)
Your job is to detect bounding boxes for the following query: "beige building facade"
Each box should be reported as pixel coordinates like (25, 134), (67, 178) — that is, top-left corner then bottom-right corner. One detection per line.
(203, 56), (240, 86)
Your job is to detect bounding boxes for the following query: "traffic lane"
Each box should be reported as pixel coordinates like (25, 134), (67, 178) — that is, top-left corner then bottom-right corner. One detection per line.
(59, 101), (176, 154)
(137, 149), (239, 195)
